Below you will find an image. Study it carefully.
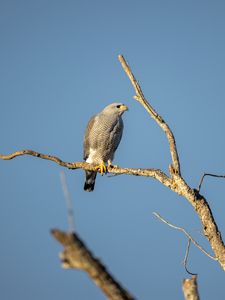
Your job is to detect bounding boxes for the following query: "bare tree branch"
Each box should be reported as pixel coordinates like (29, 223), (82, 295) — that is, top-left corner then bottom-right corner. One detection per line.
(153, 212), (217, 261)
(117, 55), (225, 271)
(1, 55), (225, 271)
(198, 173), (225, 192)
(182, 276), (200, 300)
(0, 149), (172, 186)
(0, 149), (85, 169)
(118, 55), (181, 176)
(51, 229), (136, 300)
(178, 186), (225, 270)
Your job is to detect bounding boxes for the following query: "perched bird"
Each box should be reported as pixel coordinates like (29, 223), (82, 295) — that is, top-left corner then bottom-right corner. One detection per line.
(83, 102), (128, 192)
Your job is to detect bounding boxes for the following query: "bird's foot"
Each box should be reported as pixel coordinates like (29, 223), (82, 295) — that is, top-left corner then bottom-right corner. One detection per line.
(95, 162), (107, 175)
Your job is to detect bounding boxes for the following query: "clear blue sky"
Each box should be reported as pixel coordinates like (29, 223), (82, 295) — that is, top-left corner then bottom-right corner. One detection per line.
(1, 0), (225, 299)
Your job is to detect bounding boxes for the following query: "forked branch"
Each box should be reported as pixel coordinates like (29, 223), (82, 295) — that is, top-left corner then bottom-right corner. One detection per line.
(1, 55), (225, 271)
(153, 212), (217, 261)
(118, 55), (225, 270)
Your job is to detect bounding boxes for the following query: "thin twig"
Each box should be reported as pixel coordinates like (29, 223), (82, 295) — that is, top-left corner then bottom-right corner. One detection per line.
(118, 54), (181, 176)
(60, 171), (75, 232)
(153, 212), (217, 261)
(198, 173), (225, 192)
(183, 239), (197, 276)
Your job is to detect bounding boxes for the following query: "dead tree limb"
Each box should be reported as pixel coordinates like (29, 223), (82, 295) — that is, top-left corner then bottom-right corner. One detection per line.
(182, 276), (200, 300)
(0, 150), (172, 186)
(117, 55), (225, 271)
(118, 55), (180, 176)
(51, 229), (136, 300)
(1, 55), (225, 271)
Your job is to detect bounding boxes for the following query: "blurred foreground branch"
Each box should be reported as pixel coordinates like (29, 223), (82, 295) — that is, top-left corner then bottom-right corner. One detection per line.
(182, 276), (200, 300)
(51, 229), (136, 300)
(60, 171), (76, 232)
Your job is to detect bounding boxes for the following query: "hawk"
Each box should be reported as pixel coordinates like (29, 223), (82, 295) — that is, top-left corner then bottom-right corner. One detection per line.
(83, 103), (128, 192)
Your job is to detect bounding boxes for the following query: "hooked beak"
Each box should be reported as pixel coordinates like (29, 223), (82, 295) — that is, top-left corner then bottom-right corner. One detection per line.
(119, 104), (128, 112)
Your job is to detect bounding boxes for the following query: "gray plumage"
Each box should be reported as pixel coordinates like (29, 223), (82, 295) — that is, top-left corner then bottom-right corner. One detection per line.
(83, 102), (128, 192)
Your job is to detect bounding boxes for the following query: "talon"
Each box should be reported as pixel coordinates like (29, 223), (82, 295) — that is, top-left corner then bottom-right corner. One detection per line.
(95, 162), (107, 175)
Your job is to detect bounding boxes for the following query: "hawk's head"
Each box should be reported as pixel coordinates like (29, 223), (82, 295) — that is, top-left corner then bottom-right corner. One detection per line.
(102, 103), (128, 116)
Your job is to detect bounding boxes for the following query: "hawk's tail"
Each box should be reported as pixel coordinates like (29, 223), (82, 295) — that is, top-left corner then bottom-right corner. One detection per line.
(84, 171), (97, 192)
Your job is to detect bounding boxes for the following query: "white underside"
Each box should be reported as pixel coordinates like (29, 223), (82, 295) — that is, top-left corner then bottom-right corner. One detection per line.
(86, 148), (97, 164)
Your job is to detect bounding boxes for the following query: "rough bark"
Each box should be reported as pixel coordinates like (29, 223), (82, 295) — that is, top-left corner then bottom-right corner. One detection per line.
(182, 276), (200, 300)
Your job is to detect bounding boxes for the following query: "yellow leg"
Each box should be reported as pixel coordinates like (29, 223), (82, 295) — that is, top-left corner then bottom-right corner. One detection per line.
(95, 161), (107, 175)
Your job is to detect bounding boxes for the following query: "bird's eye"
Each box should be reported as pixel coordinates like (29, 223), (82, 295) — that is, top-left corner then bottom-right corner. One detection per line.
(116, 105), (121, 108)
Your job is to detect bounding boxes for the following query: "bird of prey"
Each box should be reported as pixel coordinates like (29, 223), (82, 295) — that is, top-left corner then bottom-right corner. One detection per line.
(83, 102), (128, 192)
